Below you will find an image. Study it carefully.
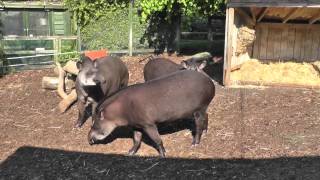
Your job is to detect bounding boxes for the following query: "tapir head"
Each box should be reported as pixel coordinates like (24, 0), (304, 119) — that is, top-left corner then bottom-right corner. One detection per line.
(180, 59), (207, 72)
(88, 111), (116, 145)
(76, 55), (100, 86)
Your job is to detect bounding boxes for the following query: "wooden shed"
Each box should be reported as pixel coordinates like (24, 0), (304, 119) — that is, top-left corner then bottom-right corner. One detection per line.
(224, 0), (320, 87)
(0, 1), (78, 74)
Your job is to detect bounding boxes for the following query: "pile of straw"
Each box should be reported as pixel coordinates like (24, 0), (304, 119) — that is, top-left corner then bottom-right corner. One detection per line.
(231, 59), (320, 86)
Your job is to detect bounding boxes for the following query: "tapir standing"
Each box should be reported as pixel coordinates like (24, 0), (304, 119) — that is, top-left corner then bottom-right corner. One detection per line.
(75, 55), (129, 128)
(88, 70), (215, 157)
(143, 57), (208, 82)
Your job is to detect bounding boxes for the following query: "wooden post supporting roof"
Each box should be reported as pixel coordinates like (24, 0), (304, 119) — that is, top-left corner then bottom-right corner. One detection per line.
(257, 7), (268, 22)
(283, 8), (299, 23)
(250, 7), (256, 23)
(223, 7), (235, 86)
(236, 8), (255, 26)
(309, 12), (320, 24)
(227, 0), (320, 8)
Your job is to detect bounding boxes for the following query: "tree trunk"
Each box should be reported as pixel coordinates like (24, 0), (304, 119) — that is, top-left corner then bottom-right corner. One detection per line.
(207, 16), (213, 51)
(174, 12), (181, 54)
(167, 2), (181, 54)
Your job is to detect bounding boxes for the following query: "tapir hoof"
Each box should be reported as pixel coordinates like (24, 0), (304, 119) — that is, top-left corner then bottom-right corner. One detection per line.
(191, 139), (200, 147)
(74, 121), (84, 128)
(191, 143), (199, 148)
(159, 153), (166, 158)
(203, 129), (208, 135)
(128, 150), (136, 156)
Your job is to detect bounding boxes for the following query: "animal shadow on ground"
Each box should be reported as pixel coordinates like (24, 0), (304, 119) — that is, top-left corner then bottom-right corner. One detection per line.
(97, 118), (196, 152)
(1, 146), (320, 179)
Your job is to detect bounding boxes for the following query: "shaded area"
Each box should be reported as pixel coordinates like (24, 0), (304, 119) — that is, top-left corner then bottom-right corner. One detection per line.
(98, 118), (195, 152)
(1, 146), (320, 179)
(204, 62), (224, 85)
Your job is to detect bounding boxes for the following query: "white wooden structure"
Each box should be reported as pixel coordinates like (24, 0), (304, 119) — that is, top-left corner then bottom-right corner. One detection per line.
(224, 0), (320, 86)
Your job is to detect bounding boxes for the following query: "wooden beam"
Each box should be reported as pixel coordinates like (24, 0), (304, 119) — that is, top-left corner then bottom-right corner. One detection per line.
(282, 8), (299, 23)
(257, 7), (268, 22)
(1, 1), (65, 9)
(223, 8), (235, 86)
(235, 8), (255, 26)
(309, 12), (320, 24)
(235, 80), (320, 90)
(228, 2), (320, 8)
(250, 7), (256, 23)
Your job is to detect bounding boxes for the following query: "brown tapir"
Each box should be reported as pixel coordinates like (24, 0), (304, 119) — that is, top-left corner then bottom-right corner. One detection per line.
(75, 55), (129, 128)
(88, 70), (215, 157)
(143, 57), (208, 82)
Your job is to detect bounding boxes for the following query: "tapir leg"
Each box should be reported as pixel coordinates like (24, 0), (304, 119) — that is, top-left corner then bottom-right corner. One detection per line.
(91, 102), (98, 125)
(203, 113), (209, 133)
(144, 125), (166, 157)
(128, 130), (143, 155)
(75, 101), (89, 128)
(192, 110), (206, 146)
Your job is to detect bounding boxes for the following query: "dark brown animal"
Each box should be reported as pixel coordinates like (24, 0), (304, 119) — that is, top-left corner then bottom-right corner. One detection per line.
(143, 57), (208, 82)
(75, 55), (129, 128)
(88, 70), (215, 157)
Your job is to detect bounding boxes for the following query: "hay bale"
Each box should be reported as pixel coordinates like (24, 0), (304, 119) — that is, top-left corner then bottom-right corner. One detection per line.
(231, 59), (320, 86)
(236, 26), (255, 56)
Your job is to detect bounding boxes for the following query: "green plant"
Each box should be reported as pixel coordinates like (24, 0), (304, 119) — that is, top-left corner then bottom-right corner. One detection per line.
(57, 39), (79, 66)
(64, 0), (129, 27)
(139, 0), (225, 20)
(138, 0), (225, 53)
(80, 6), (147, 51)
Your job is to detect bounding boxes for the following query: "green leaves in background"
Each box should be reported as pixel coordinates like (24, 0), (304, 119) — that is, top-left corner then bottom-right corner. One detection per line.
(80, 7), (148, 51)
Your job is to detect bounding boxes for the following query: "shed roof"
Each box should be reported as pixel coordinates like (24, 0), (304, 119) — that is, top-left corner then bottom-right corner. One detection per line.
(0, 1), (65, 10)
(228, 0), (320, 8)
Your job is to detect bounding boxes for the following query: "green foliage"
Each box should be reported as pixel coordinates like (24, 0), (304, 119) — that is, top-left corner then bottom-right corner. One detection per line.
(64, 0), (147, 51)
(64, 0), (129, 27)
(139, 0), (225, 20)
(81, 7), (148, 51)
(138, 0), (225, 53)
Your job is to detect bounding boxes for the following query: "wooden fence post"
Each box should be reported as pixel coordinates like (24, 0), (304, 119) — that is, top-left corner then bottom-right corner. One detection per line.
(224, 7), (235, 86)
(128, 0), (133, 56)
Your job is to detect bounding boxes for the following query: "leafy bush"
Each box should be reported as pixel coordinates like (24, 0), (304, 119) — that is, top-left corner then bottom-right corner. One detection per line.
(80, 7), (148, 51)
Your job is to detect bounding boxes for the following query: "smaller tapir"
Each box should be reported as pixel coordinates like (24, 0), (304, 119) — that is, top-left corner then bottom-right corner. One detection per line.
(88, 70), (215, 157)
(143, 57), (208, 82)
(75, 55), (129, 128)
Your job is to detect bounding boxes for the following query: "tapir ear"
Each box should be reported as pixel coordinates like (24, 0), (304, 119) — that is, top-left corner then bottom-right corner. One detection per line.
(212, 56), (223, 63)
(76, 61), (82, 69)
(198, 60), (207, 70)
(93, 60), (98, 68)
(181, 60), (188, 69)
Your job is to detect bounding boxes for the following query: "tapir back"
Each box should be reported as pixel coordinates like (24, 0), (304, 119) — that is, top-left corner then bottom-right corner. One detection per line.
(110, 70), (215, 124)
(143, 57), (182, 81)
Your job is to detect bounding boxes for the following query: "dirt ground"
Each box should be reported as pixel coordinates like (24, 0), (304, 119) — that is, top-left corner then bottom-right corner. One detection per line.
(1, 54), (320, 179)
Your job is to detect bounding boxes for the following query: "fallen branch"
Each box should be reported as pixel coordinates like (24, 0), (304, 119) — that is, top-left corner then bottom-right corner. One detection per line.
(58, 89), (77, 113)
(56, 62), (68, 99)
(42, 76), (75, 90)
(42, 76), (59, 90)
(63, 60), (79, 75)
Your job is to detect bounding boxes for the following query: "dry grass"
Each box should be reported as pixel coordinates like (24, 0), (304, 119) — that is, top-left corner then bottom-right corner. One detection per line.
(231, 59), (320, 86)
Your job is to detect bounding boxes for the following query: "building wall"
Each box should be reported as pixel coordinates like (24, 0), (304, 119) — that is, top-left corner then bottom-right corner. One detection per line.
(253, 23), (320, 61)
